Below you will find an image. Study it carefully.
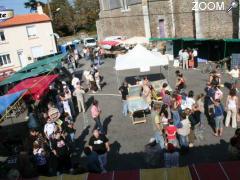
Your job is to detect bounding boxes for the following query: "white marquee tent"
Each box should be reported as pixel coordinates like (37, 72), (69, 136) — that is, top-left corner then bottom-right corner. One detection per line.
(114, 44), (169, 87)
(115, 44), (169, 71)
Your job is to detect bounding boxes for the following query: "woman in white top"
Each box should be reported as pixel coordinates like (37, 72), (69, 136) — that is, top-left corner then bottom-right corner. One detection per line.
(225, 89), (238, 128)
(95, 70), (102, 91)
(60, 93), (72, 118)
(186, 90), (195, 109)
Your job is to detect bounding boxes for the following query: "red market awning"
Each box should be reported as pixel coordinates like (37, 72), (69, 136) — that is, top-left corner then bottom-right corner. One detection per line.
(100, 40), (121, 46)
(7, 74), (58, 101)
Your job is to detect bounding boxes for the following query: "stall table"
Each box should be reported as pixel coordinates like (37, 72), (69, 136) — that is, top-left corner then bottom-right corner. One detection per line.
(127, 96), (149, 124)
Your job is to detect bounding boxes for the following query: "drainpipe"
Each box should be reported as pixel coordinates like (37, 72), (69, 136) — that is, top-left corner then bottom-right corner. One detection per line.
(47, 0), (53, 20)
(142, 0), (151, 38)
(238, 0), (240, 38)
(169, 0), (176, 37)
(194, 0), (203, 38)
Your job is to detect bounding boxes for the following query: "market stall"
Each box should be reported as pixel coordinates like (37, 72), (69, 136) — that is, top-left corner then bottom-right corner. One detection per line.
(0, 53), (66, 87)
(115, 44), (170, 124)
(7, 75), (59, 101)
(0, 90), (26, 123)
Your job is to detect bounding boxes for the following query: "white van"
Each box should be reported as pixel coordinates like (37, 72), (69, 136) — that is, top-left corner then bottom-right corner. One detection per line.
(83, 38), (97, 47)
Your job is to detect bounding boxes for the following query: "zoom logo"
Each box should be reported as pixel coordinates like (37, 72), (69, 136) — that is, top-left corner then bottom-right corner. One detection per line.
(192, 0), (239, 12)
(192, 1), (225, 11)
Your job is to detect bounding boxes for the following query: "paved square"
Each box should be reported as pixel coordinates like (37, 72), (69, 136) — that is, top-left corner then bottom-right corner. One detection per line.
(73, 58), (236, 171)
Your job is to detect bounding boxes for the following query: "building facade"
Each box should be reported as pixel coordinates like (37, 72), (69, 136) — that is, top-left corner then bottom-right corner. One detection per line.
(0, 12), (57, 72)
(97, 0), (234, 41)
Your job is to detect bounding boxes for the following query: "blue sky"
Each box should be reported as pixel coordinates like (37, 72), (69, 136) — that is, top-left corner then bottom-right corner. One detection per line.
(0, 0), (47, 14)
(0, 0), (74, 15)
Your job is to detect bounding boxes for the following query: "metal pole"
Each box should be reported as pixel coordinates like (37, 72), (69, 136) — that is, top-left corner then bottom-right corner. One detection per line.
(224, 40), (227, 58)
(116, 70), (120, 90)
(47, 0), (53, 20)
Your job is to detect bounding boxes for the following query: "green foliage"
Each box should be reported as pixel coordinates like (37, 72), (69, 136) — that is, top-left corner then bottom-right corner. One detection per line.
(24, 0), (45, 10)
(74, 0), (100, 31)
(24, 0), (100, 36)
(50, 0), (75, 36)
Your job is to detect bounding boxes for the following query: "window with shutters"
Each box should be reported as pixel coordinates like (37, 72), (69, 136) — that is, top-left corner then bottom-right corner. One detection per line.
(0, 54), (11, 66)
(26, 25), (37, 38)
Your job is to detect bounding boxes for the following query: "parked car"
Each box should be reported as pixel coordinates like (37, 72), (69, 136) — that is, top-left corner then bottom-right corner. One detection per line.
(83, 38), (97, 47)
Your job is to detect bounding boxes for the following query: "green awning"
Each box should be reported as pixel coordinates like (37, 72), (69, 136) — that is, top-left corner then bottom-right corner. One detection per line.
(181, 38), (210, 41)
(18, 53), (67, 73)
(0, 53), (66, 86)
(149, 37), (211, 42)
(149, 37), (181, 41)
(223, 38), (240, 42)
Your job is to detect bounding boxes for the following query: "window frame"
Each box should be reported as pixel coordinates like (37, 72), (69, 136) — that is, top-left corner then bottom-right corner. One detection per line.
(0, 53), (12, 67)
(0, 31), (6, 42)
(26, 25), (37, 38)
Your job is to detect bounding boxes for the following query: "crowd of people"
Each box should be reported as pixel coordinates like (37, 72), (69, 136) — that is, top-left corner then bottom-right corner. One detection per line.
(179, 48), (198, 70)
(19, 72), (109, 177)
(67, 46), (104, 72)
(1, 42), (240, 178)
(0, 45), (109, 178)
(119, 65), (240, 168)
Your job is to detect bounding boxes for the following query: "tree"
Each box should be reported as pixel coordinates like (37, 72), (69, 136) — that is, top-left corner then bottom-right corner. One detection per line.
(24, 0), (45, 13)
(50, 0), (76, 36)
(74, 0), (100, 31)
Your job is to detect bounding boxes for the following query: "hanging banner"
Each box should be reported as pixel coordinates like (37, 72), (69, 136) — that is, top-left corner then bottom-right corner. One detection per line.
(0, 6), (14, 22)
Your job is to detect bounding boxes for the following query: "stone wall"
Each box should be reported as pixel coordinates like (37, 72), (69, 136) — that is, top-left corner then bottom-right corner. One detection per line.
(98, 3), (145, 40)
(194, 0), (233, 38)
(173, 0), (195, 38)
(97, 0), (234, 40)
(148, 0), (173, 38)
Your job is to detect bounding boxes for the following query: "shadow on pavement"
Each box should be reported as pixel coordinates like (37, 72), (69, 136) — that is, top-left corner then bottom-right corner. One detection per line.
(125, 73), (166, 85)
(85, 96), (94, 112)
(104, 139), (230, 171)
(224, 82), (232, 90)
(103, 115), (113, 134)
(75, 125), (90, 156)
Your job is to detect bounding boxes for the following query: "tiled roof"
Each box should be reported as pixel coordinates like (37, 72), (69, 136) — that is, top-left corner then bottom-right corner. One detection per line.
(0, 13), (51, 28)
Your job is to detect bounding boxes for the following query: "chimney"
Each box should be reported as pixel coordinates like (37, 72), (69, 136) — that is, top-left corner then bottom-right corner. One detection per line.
(37, 2), (44, 14)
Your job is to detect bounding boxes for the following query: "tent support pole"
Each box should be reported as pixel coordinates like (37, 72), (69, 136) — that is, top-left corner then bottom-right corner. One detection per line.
(167, 65), (169, 80)
(116, 70), (120, 90)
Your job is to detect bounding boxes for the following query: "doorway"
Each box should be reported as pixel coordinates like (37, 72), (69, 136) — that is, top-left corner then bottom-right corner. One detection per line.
(17, 50), (27, 68)
(159, 19), (166, 38)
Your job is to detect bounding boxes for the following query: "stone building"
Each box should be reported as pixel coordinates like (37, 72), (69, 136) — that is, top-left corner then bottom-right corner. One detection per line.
(96, 0), (236, 41)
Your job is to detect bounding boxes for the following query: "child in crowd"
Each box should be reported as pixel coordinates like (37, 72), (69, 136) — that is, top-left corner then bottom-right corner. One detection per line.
(165, 119), (178, 147)
(62, 113), (76, 142)
(213, 99), (224, 136)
